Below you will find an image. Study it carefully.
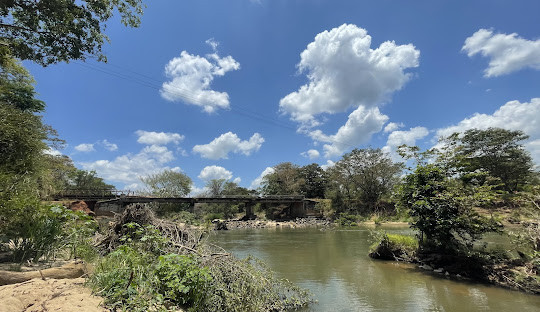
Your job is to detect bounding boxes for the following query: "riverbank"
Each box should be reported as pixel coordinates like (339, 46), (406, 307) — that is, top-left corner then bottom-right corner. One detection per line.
(220, 218), (332, 230)
(369, 234), (540, 295)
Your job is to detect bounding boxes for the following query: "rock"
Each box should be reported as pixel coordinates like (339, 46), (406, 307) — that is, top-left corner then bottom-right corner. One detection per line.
(419, 265), (433, 271)
(69, 201), (95, 216)
(445, 271), (450, 276)
(433, 268), (444, 274)
(212, 219), (228, 231)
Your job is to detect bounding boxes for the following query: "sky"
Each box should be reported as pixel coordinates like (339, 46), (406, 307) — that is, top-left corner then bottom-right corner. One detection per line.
(29, 0), (540, 193)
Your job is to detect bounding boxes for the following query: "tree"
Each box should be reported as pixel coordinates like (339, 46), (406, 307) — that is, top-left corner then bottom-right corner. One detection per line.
(398, 164), (499, 250)
(299, 163), (328, 198)
(445, 128), (533, 192)
(141, 170), (192, 197)
(1, 0), (144, 66)
(0, 49), (44, 111)
(261, 162), (304, 195)
(0, 53), (57, 199)
(328, 148), (403, 212)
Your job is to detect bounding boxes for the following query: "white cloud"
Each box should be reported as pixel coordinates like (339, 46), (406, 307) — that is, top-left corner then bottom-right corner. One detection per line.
(233, 177), (242, 184)
(386, 126), (430, 148)
(80, 145), (180, 187)
(160, 41), (240, 113)
(279, 24), (419, 158)
(44, 148), (62, 156)
(193, 132), (264, 159)
(279, 24), (419, 125)
(321, 160), (335, 171)
(462, 29), (540, 77)
(384, 122), (404, 133)
(309, 106), (389, 158)
(249, 167), (275, 189)
(74, 143), (95, 152)
(301, 149), (320, 159)
(100, 139), (118, 151)
(136, 130), (184, 145)
(198, 165), (233, 181)
(382, 126), (429, 159)
(436, 98), (540, 164)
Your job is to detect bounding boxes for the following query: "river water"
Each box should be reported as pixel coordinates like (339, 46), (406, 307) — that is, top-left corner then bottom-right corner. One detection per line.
(209, 226), (540, 312)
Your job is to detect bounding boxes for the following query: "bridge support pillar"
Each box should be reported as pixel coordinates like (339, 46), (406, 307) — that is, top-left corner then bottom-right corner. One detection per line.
(244, 202), (256, 220)
(290, 202), (305, 218)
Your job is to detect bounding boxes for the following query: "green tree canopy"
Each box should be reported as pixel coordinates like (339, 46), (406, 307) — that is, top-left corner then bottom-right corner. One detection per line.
(444, 128), (534, 192)
(0, 0), (144, 66)
(398, 164), (500, 250)
(299, 163), (328, 198)
(261, 162), (304, 195)
(141, 170), (192, 197)
(328, 148), (403, 212)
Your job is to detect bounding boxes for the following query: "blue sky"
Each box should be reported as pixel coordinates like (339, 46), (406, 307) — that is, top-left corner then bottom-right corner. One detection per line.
(30, 0), (540, 193)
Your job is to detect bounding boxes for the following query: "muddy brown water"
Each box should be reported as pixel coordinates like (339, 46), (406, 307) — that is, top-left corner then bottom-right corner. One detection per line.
(209, 226), (540, 312)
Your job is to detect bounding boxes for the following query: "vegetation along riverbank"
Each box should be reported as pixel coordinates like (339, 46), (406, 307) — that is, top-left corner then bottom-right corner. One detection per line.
(1, 1), (539, 310)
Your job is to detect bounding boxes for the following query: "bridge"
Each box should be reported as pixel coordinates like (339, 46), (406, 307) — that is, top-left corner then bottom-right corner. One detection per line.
(54, 190), (317, 219)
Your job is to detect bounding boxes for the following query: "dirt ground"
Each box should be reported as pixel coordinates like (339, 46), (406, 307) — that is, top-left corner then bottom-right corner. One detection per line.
(0, 278), (108, 312)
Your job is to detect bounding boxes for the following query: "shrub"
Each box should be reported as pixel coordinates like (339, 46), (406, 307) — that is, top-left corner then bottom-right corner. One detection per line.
(369, 232), (418, 261)
(336, 213), (358, 226)
(154, 254), (212, 307)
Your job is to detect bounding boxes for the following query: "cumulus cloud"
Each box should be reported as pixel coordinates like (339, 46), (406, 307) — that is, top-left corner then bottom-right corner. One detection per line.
(436, 98), (540, 164)
(309, 106), (389, 158)
(280, 23), (419, 125)
(100, 139), (118, 151)
(193, 132), (264, 159)
(301, 149), (320, 159)
(462, 29), (540, 77)
(384, 122), (404, 133)
(74, 143), (95, 153)
(136, 130), (184, 146)
(44, 148), (62, 156)
(279, 24), (419, 158)
(249, 167), (275, 189)
(198, 165), (234, 182)
(80, 145), (180, 188)
(321, 160), (335, 171)
(386, 126), (430, 148)
(160, 40), (240, 113)
(382, 126), (429, 158)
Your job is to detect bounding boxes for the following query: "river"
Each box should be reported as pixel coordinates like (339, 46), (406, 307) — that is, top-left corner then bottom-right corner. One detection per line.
(209, 226), (540, 311)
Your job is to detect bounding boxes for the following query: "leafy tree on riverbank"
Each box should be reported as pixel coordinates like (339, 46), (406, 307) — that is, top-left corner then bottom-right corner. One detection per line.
(141, 170), (192, 197)
(0, 0), (144, 65)
(397, 163), (500, 250)
(327, 148), (403, 213)
(444, 128), (534, 192)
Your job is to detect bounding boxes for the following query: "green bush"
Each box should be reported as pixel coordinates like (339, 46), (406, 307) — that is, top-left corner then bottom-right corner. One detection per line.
(369, 232), (418, 261)
(2, 196), (70, 263)
(154, 254), (212, 306)
(336, 213), (358, 226)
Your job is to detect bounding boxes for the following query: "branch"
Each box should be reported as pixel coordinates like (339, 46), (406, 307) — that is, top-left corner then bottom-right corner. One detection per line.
(0, 23), (50, 35)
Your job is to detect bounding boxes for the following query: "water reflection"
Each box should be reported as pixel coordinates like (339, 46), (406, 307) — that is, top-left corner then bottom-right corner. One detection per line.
(209, 226), (540, 311)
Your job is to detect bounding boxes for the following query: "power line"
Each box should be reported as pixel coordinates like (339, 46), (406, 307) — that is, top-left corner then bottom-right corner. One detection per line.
(72, 60), (361, 150)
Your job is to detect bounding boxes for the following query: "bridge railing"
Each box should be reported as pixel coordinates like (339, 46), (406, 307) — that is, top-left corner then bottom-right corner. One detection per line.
(55, 189), (135, 199)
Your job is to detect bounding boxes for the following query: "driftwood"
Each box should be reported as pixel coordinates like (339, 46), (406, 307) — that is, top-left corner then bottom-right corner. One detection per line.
(95, 204), (203, 255)
(0, 262), (86, 286)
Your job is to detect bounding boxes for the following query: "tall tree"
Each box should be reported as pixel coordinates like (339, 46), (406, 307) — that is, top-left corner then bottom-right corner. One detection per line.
(261, 162), (304, 195)
(299, 163), (328, 198)
(398, 164), (499, 250)
(329, 148), (403, 212)
(0, 53), (57, 198)
(445, 128), (533, 192)
(141, 170), (192, 197)
(0, 0), (144, 66)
